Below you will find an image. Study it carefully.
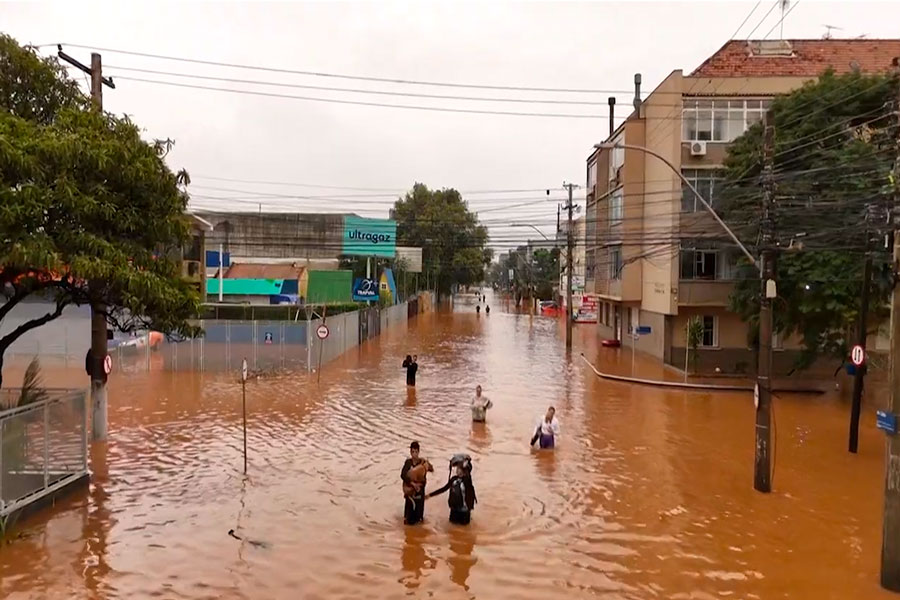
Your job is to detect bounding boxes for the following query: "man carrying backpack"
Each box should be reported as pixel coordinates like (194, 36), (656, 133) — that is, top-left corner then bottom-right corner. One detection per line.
(428, 454), (476, 525)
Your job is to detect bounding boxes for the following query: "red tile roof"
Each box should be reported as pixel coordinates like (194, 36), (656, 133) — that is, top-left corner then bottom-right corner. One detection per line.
(225, 263), (306, 280)
(690, 39), (900, 77)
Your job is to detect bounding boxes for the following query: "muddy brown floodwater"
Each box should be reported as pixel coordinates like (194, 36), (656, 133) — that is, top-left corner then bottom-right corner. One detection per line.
(0, 295), (895, 599)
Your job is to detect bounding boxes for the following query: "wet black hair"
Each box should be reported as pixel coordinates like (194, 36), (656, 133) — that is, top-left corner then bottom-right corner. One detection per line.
(405, 354), (412, 361)
(410, 441), (420, 451)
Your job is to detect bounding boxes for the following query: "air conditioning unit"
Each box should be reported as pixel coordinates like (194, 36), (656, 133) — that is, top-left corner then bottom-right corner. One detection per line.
(690, 141), (707, 156)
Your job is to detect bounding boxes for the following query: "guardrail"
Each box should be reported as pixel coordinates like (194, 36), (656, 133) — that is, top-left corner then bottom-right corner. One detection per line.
(0, 388), (89, 521)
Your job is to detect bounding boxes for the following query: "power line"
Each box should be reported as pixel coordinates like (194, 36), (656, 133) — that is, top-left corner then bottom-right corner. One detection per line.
(101, 65), (615, 106)
(763, 1), (800, 40)
(55, 43), (631, 94)
(114, 76), (606, 119)
(730, 1), (763, 40)
(744, 0), (782, 39)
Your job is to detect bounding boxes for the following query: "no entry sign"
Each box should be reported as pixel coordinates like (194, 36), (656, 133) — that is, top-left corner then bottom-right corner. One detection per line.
(316, 324), (330, 340)
(851, 344), (866, 367)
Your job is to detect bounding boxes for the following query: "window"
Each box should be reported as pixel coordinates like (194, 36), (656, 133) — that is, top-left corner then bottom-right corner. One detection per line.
(681, 169), (721, 212)
(609, 136), (625, 181)
(680, 241), (737, 280)
(773, 330), (784, 350)
(588, 159), (597, 190)
(682, 99), (771, 142)
(609, 188), (624, 225)
(603, 302), (609, 326)
(701, 315), (717, 347)
(609, 246), (623, 280)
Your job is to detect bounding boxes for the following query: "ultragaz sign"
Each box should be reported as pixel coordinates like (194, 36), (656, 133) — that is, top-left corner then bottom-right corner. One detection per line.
(342, 216), (397, 257)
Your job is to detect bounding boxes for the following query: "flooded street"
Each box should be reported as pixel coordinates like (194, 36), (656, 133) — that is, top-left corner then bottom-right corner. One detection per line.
(0, 297), (893, 599)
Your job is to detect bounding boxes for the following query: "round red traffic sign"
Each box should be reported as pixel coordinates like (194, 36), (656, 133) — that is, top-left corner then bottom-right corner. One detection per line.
(103, 354), (112, 375)
(316, 324), (330, 340)
(851, 344), (866, 367)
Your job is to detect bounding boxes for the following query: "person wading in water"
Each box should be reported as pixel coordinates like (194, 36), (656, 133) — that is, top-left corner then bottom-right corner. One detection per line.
(401, 441), (427, 524)
(471, 385), (492, 423)
(428, 454), (476, 525)
(402, 354), (419, 387)
(530, 406), (560, 449)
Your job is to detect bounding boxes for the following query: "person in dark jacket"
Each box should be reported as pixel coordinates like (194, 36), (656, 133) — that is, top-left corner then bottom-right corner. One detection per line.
(402, 354), (419, 387)
(401, 441), (427, 524)
(428, 454), (476, 525)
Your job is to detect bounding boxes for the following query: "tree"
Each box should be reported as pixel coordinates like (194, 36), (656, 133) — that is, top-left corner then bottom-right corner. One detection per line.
(719, 69), (897, 369)
(0, 36), (201, 387)
(392, 183), (492, 296)
(531, 248), (560, 300)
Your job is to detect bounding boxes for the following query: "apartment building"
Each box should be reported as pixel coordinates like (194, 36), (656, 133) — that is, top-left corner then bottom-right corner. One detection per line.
(584, 38), (900, 374)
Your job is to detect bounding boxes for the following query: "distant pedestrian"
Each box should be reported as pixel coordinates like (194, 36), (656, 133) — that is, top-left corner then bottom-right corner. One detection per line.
(402, 355), (419, 387)
(530, 406), (560, 449)
(471, 385), (492, 423)
(485, 305), (490, 314)
(476, 305), (481, 314)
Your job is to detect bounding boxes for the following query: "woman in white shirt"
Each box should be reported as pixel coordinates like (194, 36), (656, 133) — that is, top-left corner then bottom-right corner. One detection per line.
(530, 406), (560, 449)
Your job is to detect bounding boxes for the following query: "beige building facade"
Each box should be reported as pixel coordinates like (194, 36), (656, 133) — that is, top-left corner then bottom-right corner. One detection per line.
(584, 39), (900, 374)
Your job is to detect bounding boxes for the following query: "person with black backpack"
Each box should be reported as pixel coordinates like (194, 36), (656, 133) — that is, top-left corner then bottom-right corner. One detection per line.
(427, 454), (476, 525)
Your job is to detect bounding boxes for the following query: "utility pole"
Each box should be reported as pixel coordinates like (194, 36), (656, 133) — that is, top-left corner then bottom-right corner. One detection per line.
(755, 108), (776, 494)
(57, 47), (115, 441)
(563, 182), (578, 352)
(849, 206), (873, 454)
(880, 55), (900, 592)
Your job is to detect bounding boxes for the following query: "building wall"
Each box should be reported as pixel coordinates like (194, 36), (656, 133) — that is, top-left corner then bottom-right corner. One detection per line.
(639, 70), (683, 317)
(198, 212), (346, 261)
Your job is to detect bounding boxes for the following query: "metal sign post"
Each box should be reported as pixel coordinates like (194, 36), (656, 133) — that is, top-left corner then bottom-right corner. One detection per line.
(316, 307), (328, 384)
(240, 358), (248, 475)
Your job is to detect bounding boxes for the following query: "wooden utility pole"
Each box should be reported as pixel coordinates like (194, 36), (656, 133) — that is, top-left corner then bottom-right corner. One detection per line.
(754, 108), (776, 494)
(849, 208), (873, 454)
(563, 182), (578, 352)
(880, 56), (900, 592)
(57, 47), (115, 441)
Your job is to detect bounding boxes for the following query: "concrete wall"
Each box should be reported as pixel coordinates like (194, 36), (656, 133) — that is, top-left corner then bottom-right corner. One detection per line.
(198, 212), (345, 261)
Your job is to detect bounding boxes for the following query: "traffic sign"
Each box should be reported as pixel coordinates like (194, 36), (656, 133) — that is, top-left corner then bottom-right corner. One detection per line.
(851, 344), (866, 367)
(241, 358), (248, 382)
(316, 324), (330, 340)
(103, 354), (112, 375)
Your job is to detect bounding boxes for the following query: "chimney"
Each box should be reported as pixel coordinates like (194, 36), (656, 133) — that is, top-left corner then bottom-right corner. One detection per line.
(633, 73), (642, 112)
(608, 97), (616, 136)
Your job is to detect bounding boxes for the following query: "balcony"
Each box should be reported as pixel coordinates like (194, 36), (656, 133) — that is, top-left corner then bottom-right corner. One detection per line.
(594, 278), (623, 300)
(677, 280), (734, 306)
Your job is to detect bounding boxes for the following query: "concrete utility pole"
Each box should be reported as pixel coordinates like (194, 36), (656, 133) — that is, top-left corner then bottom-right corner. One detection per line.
(880, 56), (900, 592)
(563, 182), (579, 352)
(755, 108), (776, 494)
(57, 47), (115, 441)
(849, 206), (873, 454)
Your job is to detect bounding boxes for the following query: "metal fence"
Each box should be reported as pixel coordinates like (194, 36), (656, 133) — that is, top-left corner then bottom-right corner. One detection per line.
(2, 292), (435, 375)
(0, 388), (88, 520)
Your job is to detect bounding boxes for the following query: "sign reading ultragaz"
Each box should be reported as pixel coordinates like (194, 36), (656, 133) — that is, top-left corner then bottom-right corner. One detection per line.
(342, 216), (397, 257)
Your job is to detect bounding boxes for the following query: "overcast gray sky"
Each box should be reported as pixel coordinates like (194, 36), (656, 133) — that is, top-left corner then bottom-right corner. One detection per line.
(4, 1), (898, 250)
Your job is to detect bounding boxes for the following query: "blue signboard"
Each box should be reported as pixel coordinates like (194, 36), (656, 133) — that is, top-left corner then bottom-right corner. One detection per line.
(342, 216), (397, 258)
(636, 326), (652, 335)
(877, 411), (898, 435)
(352, 278), (379, 302)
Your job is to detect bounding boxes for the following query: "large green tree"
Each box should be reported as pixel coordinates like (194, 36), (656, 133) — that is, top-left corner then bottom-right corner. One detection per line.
(392, 183), (492, 295)
(0, 35), (200, 387)
(719, 69), (897, 369)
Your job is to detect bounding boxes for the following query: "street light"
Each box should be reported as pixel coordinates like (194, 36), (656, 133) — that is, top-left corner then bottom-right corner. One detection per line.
(509, 223), (553, 243)
(593, 142), (756, 266)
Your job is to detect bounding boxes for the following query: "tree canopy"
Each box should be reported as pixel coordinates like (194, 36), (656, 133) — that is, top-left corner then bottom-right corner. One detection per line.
(392, 183), (491, 295)
(0, 35), (201, 386)
(719, 69), (898, 368)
